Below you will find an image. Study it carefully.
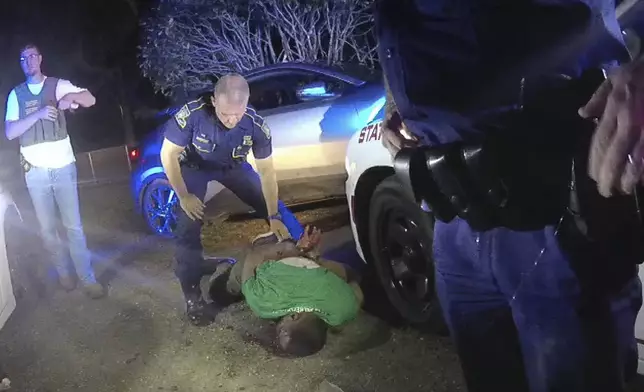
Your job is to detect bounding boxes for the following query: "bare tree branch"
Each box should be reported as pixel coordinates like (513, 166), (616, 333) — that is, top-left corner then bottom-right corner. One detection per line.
(139, 0), (377, 95)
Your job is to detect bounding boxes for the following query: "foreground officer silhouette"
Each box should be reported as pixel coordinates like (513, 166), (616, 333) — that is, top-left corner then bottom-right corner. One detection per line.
(375, 0), (644, 390)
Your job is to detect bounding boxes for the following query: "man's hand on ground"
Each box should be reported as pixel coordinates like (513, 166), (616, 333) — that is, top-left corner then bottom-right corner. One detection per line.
(179, 193), (205, 220)
(580, 58), (644, 197)
(270, 218), (291, 241)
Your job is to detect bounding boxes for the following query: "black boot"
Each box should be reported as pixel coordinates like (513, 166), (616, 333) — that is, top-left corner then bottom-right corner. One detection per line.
(186, 297), (216, 326)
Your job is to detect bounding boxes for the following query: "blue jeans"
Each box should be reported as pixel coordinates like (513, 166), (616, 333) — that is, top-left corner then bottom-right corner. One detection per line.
(25, 163), (96, 284)
(434, 217), (642, 392)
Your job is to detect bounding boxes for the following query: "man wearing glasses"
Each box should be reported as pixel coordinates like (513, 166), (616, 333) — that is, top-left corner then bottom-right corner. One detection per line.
(4, 44), (105, 299)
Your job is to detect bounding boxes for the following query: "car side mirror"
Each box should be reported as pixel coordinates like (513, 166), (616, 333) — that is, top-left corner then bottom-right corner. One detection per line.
(296, 81), (339, 101)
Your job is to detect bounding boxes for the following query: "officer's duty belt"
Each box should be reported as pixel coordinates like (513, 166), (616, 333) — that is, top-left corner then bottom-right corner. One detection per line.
(394, 70), (644, 238)
(180, 160), (239, 171)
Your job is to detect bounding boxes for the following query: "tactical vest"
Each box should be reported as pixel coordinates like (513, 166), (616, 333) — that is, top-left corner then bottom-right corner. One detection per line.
(15, 77), (68, 148)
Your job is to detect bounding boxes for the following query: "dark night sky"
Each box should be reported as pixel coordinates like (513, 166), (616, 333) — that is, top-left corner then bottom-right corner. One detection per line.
(0, 0), (642, 154)
(0, 0), (165, 153)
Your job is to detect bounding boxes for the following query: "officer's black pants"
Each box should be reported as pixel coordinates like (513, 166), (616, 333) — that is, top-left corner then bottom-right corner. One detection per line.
(174, 163), (270, 301)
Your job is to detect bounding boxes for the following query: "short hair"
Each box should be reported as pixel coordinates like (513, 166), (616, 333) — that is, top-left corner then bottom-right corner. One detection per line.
(214, 73), (250, 105)
(277, 314), (328, 357)
(19, 43), (40, 56)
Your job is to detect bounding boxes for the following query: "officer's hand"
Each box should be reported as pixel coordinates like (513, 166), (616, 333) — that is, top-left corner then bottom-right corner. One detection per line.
(580, 59), (644, 197)
(179, 194), (205, 221)
(37, 106), (58, 122)
(269, 219), (291, 241)
(382, 110), (418, 158)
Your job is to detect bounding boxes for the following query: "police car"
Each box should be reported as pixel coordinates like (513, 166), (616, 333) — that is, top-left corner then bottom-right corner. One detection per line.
(0, 186), (21, 332)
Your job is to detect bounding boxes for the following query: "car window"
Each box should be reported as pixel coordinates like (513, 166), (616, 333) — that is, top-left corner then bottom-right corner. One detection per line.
(249, 71), (350, 111)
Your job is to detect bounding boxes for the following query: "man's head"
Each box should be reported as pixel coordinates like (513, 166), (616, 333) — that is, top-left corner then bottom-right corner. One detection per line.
(276, 312), (328, 357)
(19, 44), (43, 79)
(212, 73), (250, 129)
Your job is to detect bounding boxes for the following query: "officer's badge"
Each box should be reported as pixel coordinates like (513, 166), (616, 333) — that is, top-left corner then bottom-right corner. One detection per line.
(232, 146), (247, 159)
(243, 135), (253, 146)
(174, 104), (191, 129)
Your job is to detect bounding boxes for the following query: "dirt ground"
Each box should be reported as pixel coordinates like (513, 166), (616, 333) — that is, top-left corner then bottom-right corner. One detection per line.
(0, 182), (465, 392)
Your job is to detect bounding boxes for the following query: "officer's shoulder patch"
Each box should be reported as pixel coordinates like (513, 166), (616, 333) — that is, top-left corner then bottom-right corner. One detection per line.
(260, 121), (271, 139)
(174, 104), (192, 129)
(245, 107), (270, 139)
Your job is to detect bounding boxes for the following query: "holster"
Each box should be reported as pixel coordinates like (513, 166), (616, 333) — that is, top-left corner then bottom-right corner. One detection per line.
(395, 70), (644, 286)
(20, 153), (32, 173)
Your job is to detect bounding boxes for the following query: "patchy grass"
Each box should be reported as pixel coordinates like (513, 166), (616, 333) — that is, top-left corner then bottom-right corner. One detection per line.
(201, 205), (350, 252)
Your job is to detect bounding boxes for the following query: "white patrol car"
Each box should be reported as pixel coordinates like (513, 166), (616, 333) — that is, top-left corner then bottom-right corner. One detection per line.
(344, 106), (644, 373)
(344, 108), (445, 333)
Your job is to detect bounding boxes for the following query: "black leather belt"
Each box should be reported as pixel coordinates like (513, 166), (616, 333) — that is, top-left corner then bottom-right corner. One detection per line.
(180, 159), (240, 172)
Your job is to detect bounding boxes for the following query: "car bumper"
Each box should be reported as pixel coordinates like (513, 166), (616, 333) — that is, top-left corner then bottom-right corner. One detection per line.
(345, 176), (366, 263)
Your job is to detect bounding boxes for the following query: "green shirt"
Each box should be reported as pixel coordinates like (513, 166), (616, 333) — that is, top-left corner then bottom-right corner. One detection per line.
(241, 260), (359, 327)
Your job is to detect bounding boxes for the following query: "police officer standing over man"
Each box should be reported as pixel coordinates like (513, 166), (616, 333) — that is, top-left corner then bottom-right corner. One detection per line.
(160, 73), (304, 326)
(375, 0), (643, 391)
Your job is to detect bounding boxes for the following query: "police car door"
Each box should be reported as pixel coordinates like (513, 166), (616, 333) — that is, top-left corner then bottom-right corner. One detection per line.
(0, 190), (17, 331)
(247, 71), (349, 181)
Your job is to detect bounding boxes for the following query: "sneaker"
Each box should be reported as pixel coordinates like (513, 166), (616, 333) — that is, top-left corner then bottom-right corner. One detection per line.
(82, 283), (106, 299)
(251, 231), (278, 247)
(59, 275), (76, 292)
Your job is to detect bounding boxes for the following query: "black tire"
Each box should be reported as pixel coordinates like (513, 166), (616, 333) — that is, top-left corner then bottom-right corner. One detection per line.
(367, 175), (447, 334)
(141, 178), (179, 238)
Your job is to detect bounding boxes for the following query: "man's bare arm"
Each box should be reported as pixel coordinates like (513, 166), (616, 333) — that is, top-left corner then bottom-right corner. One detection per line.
(59, 91), (96, 108)
(240, 241), (301, 284)
(317, 259), (349, 281)
(5, 111), (43, 140)
(317, 258), (364, 306)
(255, 156), (279, 217)
(160, 139), (190, 199)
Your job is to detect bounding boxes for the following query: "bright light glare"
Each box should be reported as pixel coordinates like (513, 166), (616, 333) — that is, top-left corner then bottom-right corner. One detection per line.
(400, 125), (414, 140)
(366, 96), (386, 124)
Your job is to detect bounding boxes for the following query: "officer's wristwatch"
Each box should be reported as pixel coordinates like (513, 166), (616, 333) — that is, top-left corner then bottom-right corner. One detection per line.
(268, 213), (282, 221)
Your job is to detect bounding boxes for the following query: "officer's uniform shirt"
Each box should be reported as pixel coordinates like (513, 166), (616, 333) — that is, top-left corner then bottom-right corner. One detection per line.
(163, 99), (272, 168)
(375, 0), (630, 146)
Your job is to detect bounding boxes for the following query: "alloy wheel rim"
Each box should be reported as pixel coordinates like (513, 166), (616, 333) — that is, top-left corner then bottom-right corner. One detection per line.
(144, 184), (178, 236)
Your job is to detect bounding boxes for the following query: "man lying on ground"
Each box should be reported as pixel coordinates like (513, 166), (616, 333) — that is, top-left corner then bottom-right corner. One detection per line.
(210, 226), (363, 357)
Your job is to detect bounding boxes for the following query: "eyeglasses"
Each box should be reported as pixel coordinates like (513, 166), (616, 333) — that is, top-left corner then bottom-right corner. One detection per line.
(20, 53), (39, 62)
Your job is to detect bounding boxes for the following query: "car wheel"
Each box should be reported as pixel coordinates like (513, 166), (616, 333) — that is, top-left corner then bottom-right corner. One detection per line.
(142, 178), (179, 238)
(368, 176), (446, 334)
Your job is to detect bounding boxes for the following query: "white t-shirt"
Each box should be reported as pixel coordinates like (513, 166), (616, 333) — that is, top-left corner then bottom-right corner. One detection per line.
(5, 77), (85, 169)
(278, 256), (321, 269)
